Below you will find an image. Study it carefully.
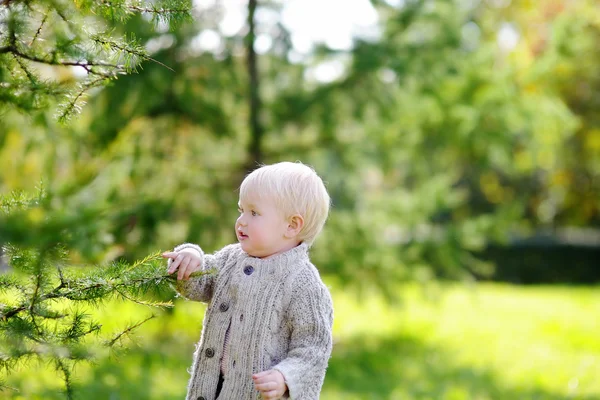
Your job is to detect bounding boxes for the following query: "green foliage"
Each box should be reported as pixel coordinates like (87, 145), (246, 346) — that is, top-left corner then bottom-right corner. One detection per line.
(0, 191), (213, 397)
(0, 0), (191, 120)
(0, 244), (198, 396)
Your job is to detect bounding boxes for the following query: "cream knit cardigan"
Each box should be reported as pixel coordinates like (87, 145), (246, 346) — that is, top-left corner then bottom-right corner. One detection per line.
(171, 242), (334, 400)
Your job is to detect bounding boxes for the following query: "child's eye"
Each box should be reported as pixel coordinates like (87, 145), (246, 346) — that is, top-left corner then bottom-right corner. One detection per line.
(251, 210), (258, 216)
(238, 208), (243, 213)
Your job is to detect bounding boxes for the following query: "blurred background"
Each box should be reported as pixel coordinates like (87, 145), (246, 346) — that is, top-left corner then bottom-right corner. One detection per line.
(1, 0), (599, 399)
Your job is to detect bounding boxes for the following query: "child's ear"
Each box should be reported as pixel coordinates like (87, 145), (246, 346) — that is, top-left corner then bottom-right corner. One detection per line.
(285, 214), (304, 238)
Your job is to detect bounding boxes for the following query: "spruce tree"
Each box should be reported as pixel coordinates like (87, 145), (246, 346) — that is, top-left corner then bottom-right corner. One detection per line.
(0, 191), (211, 397)
(0, 1), (196, 397)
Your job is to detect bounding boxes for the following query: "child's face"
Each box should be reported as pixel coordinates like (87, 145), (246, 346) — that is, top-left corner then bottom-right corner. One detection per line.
(236, 192), (293, 258)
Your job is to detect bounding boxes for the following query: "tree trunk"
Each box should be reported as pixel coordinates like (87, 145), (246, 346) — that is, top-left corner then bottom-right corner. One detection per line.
(246, 0), (263, 170)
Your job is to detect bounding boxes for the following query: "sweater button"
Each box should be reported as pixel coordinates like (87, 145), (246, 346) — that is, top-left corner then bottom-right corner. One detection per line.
(219, 302), (229, 312)
(205, 348), (215, 358)
(243, 265), (254, 275)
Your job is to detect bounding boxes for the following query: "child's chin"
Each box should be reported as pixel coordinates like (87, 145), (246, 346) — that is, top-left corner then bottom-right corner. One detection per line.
(242, 245), (265, 258)
(240, 242), (253, 253)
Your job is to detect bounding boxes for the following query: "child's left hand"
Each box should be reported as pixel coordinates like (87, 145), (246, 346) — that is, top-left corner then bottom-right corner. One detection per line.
(252, 369), (287, 400)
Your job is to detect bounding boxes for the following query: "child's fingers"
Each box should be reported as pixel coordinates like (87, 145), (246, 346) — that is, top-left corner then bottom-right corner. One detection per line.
(252, 375), (271, 385)
(168, 254), (183, 274)
(254, 381), (277, 391)
(161, 252), (178, 259)
(252, 370), (270, 380)
(177, 257), (191, 280)
(183, 262), (200, 280)
(253, 370), (285, 399)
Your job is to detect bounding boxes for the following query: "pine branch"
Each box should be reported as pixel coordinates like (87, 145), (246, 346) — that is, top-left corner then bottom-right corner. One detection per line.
(0, 254), (212, 320)
(57, 76), (109, 122)
(14, 56), (38, 85)
(98, 0), (189, 16)
(124, 250), (164, 272)
(0, 381), (18, 393)
(90, 35), (175, 72)
(28, 272), (43, 335)
(44, 0), (82, 36)
(105, 314), (155, 347)
(56, 265), (66, 287)
(0, 45), (125, 75)
(126, 5), (189, 14)
(114, 286), (173, 308)
(30, 12), (48, 46)
(55, 359), (73, 400)
(61, 311), (101, 342)
(27, 247), (50, 337)
(29, 267), (42, 313)
(0, 275), (24, 292)
(97, 0), (190, 22)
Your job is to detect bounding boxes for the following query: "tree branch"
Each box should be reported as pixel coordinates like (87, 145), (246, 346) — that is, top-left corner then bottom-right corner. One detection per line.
(1, 45), (124, 77)
(30, 12), (48, 46)
(55, 358), (73, 400)
(105, 314), (155, 347)
(14, 56), (38, 84)
(246, 0), (264, 168)
(125, 5), (189, 15)
(57, 76), (108, 121)
(0, 272), (187, 320)
(91, 36), (175, 72)
(97, 0), (189, 16)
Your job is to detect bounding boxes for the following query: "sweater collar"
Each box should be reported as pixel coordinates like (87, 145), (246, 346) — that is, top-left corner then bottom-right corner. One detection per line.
(243, 243), (309, 271)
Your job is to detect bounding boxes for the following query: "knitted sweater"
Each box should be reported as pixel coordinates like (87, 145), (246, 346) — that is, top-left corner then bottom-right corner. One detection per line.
(171, 242), (334, 400)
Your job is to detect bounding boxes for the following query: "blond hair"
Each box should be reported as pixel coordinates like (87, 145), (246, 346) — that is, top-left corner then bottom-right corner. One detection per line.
(239, 161), (330, 246)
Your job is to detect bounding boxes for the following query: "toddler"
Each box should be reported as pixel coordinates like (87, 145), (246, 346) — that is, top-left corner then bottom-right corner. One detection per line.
(162, 161), (334, 400)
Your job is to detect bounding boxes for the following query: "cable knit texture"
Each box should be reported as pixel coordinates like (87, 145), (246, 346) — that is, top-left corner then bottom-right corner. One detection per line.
(171, 242), (334, 400)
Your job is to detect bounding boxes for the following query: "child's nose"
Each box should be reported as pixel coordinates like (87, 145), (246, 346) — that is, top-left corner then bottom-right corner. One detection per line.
(237, 215), (247, 226)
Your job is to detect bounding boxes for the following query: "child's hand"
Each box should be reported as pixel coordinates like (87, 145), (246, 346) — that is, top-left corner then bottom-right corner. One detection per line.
(162, 250), (202, 280)
(252, 369), (287, 400)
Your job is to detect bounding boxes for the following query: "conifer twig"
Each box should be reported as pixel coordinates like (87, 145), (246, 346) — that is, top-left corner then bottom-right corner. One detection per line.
(90, 36), (175, 72)
(14, 57), (37, 84)
(0, 381), (18, 392)
(105, 314), (155, 347)
(0, 264), (212, 320)
(114, 286), (173, 309)
(98, 0), (189, 17)
(55, 359), (73, 400)
(30, 12), (48, 46)
(123, 5), (189, 14)
(0, 45), (124, 72)
(57, 76), (108, 122)
(123, 250), (163, 272)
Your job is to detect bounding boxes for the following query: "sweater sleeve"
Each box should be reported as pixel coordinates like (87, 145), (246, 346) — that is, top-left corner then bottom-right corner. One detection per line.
(272, 274), (334, 400)
(170, 243), (233, 303)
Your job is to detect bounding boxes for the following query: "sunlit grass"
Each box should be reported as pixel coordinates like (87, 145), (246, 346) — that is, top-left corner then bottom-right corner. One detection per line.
(2, 282), (599, 399)
(325, 282), (599, 399)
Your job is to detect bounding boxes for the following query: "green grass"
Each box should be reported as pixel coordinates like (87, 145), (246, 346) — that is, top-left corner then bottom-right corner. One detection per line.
(324, 282), (600, 400)
(3, 282), (599, 399)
